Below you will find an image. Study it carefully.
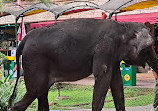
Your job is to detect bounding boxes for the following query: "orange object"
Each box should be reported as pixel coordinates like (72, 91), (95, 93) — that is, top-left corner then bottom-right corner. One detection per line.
(6, 56), (16, 60)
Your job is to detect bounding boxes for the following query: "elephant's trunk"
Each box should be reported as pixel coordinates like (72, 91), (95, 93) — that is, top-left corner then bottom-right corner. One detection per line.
(146, 48), (158, 75)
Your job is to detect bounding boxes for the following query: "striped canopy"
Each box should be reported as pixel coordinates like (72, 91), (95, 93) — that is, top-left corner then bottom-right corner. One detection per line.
(1, 0), (158, 19)
(100, 0), (158, 12)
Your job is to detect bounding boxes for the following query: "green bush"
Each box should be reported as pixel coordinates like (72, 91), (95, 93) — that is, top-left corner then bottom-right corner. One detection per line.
(0, 75), (11, 85)
(0, 80), (25, 111)
(0, 76), (38, 111)
(0, 52), (8, 65)
(0, 82), (13, 110)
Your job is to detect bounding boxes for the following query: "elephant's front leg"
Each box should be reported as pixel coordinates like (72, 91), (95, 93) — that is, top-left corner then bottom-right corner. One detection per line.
(92, 59), (112, 111)
(110, 63), (125, 111)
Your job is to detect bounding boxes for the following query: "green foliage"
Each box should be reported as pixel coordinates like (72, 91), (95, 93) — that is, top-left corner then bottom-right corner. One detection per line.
(0, 75), (11, 85)
(40, 0), (50, 6)
(2, 0), (48, 2)
(0, 82), (13, 110)
(0, 0), (3, 13)
(3, 0), (15, 2)
(1, 0), (50, 13)
(0, 52), (8, 65)
(0, 78), (37, 111)
(0, 80), (25, 111)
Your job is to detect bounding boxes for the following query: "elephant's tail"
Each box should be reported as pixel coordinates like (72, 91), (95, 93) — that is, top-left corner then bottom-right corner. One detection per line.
(8, 36), (28, 108)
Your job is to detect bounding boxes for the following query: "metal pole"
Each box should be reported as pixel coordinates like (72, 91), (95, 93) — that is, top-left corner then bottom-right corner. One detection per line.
(108, 12), (114, 19)
(20, 16), (24, 41)
(15, 17), (18, 48)
(115, 13), (117, 21)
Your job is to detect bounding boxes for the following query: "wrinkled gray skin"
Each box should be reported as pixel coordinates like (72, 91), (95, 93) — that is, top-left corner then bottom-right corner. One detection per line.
(9, 18), (158, 111)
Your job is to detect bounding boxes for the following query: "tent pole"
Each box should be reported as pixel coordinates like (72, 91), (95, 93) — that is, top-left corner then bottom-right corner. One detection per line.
(55, 14), (59, 24)
(108, 12), (114, 19)
(115, 13), (117, 21)
(15, 17), (18, 48)
(20, 16), (24, 41)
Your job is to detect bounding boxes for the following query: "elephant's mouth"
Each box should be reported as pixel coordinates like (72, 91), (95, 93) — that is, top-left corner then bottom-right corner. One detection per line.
(146, 47), (158, 74)
(123, 59), (145, 66)
(123, 47), (149, 66)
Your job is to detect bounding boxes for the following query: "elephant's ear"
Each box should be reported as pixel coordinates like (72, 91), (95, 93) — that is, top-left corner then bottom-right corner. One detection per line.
(128, 28), (154, 59)
(135, 28), (153, 46)
(144, 22), (155, 37)
(121, 35), (127, 43)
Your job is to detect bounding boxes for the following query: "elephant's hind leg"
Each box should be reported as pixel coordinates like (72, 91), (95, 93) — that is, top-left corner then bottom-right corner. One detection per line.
(35, 70), (51, 111)
(9, 91), (36, 111)
(38, 91), (49, 111)
(28, 57), (52, 111)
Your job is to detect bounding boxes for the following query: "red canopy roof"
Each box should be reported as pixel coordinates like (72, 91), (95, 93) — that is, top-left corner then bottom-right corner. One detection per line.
(30, 12), (158, 29)
(112, 12), (158, 24)
(30, 20), (64, 29)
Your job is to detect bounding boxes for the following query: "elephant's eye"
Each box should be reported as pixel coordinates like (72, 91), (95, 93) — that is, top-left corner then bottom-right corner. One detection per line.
(134, 33), (139, 39)
(147, 27), (150, 32)
(135, 31), (143, 39)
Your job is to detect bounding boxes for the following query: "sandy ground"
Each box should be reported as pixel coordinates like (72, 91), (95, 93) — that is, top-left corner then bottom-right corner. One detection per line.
(64, 71), (155, 88)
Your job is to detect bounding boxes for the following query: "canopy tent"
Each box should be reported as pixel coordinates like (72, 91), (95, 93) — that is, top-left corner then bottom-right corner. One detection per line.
(111, 12), (158, 24)
(120, 0), (158, 12)
(2, 0), (158, 21)
(30, 11), (158, 29)
(0, 2), (24, 17)
(100, 0), (158, 13)
(2, 1), (101, 20)
(1, 0), (158, 47)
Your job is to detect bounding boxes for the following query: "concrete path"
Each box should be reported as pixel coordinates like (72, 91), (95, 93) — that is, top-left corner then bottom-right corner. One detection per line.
(53, 104), (152, 111)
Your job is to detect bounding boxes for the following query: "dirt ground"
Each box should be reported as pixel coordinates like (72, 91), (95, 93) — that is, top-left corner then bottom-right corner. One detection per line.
(64, 71), (155, 89)
(136, 71), (155, 88)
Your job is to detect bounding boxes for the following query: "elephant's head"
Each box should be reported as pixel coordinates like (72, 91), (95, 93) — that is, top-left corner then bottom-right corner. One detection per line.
(120, 22), (158, 74)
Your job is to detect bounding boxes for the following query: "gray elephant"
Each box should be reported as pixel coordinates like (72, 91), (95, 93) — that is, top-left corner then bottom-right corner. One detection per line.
(9, 18), (158, 111)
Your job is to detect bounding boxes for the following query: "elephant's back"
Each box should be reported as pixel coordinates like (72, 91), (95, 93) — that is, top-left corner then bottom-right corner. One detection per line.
(22, 18), (119, 56)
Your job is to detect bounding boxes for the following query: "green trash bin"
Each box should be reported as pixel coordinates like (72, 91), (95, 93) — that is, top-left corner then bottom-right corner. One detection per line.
(120, 63), (137, 86)
(4, 60), (15, 79)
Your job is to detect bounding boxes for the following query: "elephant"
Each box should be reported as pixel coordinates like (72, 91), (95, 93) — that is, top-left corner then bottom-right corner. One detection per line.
(9, 18), (158, 111)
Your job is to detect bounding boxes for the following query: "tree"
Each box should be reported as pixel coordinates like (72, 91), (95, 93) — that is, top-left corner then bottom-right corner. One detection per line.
(0, 0), (49, 12)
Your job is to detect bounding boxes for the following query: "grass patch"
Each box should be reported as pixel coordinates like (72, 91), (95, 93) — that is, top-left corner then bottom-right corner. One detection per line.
(0, 82), (151, 111)
(124, 87), (154, 107)
(25, 84), (154, 110)
(48, 84), (93, 110)
(104, 87), (154, 108)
